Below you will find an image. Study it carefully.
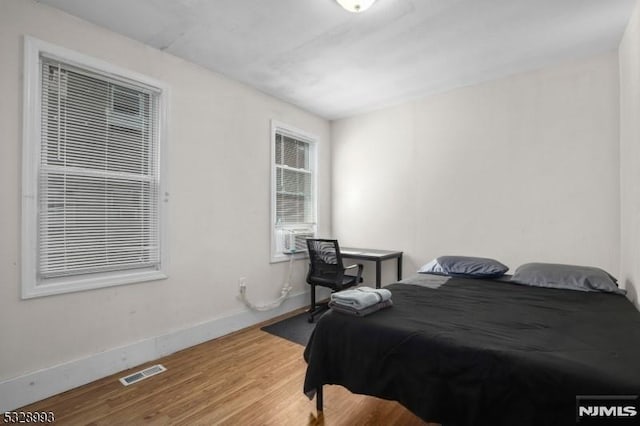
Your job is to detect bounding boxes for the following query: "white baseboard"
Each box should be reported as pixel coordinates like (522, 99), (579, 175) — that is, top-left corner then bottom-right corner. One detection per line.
(0, 290), (311, 412)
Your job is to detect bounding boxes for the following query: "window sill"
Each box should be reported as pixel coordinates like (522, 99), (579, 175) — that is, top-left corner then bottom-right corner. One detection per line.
(22, 269), (168, 299)
(270, 252), (309, 264)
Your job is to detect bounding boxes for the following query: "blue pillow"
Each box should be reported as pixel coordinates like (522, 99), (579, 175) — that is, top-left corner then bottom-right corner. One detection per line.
(511, 263), (625, 295)
(423, 255), (509, 278)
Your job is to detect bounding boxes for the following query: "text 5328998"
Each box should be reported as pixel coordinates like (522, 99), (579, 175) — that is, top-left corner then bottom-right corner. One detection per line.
(3, 411), (55, 423)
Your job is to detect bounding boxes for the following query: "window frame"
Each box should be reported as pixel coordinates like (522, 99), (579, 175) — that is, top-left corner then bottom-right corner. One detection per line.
(21, 36), (170, 298)
(270, 120), (318, 263)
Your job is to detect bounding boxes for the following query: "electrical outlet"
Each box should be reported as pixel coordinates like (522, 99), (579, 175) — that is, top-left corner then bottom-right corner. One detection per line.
(239, 277), (247, 289)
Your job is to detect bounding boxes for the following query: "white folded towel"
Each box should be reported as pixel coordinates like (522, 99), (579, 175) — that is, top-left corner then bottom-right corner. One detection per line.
(330, 286), (392, 310)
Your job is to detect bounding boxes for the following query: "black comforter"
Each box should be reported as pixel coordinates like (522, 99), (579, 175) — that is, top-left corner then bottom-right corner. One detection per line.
(303, 277), (640, 425)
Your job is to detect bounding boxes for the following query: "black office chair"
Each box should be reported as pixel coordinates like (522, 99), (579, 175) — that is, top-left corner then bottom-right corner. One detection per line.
(306, 239), (363, 323)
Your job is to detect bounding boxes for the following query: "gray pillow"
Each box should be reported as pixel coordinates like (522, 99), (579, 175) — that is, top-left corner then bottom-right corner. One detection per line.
(436, 255), (509, 278)
(511, 262), (625, 295)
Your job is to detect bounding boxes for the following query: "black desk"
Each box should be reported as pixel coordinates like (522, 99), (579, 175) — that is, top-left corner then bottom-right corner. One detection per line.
(340, 248), (403, 289)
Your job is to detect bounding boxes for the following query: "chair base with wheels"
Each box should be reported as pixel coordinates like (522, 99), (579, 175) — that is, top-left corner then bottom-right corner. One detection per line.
(306, 239), (363, 323)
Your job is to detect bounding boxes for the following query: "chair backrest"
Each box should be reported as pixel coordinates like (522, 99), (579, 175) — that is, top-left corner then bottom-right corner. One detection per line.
(306, 239), (345, 278)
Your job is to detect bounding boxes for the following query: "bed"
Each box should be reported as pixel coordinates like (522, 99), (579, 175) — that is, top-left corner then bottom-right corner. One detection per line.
(303, 272), (640, 425)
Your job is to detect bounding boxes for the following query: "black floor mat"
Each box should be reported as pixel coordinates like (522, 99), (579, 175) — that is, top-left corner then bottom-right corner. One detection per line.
(261, 311), (317, 346)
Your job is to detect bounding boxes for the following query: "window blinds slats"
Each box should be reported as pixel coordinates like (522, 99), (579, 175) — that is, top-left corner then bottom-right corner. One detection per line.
(39, 57), (160, 279)
(274, 132), (314, 226)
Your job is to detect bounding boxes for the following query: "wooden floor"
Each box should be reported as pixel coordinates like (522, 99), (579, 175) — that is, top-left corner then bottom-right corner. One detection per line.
(17, 311), (434, 425)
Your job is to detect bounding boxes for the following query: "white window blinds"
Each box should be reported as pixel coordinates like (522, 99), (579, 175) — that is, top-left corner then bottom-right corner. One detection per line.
(275, 133), (314, 226)
(38, 56), (161, 279)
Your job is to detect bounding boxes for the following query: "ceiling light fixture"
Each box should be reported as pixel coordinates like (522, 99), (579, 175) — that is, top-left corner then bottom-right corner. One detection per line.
(336, 0), (377, 13)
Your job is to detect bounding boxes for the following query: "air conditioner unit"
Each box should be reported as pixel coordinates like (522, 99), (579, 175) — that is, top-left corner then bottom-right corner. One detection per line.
(282, 228), (315, 254)
(107, 86), (145, 130)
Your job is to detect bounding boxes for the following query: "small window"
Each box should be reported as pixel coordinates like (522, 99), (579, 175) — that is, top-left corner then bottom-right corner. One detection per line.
(22, 37), (169, 298)
(270, 121), (317, 261)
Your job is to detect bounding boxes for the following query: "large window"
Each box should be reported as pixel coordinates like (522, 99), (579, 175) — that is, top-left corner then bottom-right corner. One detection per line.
(22, 37), (168, 298)
(271, 121), (317, 261)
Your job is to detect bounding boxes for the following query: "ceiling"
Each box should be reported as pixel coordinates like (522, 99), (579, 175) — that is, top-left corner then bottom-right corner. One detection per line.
(38, 0), (636, 120)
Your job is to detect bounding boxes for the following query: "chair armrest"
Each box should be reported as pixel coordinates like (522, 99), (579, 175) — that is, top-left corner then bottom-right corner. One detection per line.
(345, 263), (364, 284)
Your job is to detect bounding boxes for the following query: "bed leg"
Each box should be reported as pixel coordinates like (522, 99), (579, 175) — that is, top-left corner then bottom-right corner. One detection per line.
(316, 386), (323, 413)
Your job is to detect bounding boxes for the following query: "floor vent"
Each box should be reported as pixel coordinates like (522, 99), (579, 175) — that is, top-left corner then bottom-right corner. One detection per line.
(119, 364), (167, 386)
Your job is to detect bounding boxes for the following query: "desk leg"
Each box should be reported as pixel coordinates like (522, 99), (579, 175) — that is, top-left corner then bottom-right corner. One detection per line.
(376, 261), (382, 289)
(397, 253), (403, 281)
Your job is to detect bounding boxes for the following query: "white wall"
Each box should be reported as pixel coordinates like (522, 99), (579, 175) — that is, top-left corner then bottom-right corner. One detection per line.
(620, 0), (640, 309)
(332, 53), (620, 284)
(0, 0), (330, 408)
